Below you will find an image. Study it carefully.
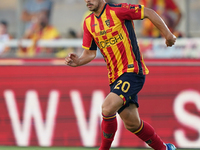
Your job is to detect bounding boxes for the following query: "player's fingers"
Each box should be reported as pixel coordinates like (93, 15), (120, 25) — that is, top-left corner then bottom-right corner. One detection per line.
(166, 41), (170, 47)
(69, 53), (76, 59)
(166, 34), (176, 47)
(166, 39), (175, 47)
(166, 41), (173, 47)
(65, 57), (69, 63)
(65, 57), (68, 61)
(167, 43), (173, 47)
(65, 60), (73, 66)
(65, 57), (73, 65)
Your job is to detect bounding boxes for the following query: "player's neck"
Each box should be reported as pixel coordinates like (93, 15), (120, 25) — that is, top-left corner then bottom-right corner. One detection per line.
(93, 2), (106, 16)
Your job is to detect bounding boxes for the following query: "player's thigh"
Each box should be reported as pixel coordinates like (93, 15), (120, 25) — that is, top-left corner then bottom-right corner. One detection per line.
(119, 103), (141, 131)
(102, 92), (124, 116)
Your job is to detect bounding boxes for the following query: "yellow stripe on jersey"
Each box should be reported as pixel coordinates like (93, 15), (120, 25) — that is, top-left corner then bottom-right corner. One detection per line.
(109, 10), (124, 79)
(109, 10), (136, 76)
(105, 10), (124, 80)
(95, 12), (117, 80)
(82, 45), (90, 50)
(141, 54), (149, 74)
(141, 5), (144, 19)
(85, 17), (92, 34)
(94, 17), (100, 37)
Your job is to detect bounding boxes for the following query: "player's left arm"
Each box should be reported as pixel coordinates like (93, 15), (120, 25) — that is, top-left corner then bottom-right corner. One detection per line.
(143, 7), (176, 47)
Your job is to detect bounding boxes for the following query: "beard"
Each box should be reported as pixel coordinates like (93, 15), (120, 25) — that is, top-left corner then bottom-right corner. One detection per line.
(87, 3), (100, 12)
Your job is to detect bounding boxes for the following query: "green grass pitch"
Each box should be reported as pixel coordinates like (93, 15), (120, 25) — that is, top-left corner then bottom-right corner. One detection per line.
(0, 147), (194, 150)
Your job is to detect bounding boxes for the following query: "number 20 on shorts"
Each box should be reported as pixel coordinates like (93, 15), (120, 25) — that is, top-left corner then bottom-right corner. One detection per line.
(114, 80), (130, 93)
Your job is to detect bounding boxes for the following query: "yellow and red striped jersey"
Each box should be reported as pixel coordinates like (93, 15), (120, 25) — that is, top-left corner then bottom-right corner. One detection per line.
(82, 3), (149, 84)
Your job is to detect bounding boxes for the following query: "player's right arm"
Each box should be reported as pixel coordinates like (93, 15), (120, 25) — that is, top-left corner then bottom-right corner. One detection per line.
(65, 15), (97, 67)
(65, 49), (96, 67)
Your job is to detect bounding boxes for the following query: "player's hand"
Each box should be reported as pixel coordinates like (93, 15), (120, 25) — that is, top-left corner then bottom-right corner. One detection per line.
(165, 34), (176, 47)
(65, 53), (79, 67)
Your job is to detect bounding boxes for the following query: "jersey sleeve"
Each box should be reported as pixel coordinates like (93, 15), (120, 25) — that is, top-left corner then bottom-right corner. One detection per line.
(115, 3), (144, 21)
(82, 20), (97, 50)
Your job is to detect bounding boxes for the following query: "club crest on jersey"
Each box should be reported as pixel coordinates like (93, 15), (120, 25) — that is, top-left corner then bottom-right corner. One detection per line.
(105, 19), (110, 27)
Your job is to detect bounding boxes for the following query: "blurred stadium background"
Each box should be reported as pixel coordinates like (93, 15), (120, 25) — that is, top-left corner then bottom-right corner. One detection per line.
(0, 0), (200, 149)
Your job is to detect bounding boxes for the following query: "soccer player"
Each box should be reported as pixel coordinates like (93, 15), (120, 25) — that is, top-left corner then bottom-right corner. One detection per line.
(65, 0), (176, 150)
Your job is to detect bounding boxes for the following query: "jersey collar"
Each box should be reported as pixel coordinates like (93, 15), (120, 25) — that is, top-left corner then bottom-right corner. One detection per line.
(95, 3), (107, 19)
